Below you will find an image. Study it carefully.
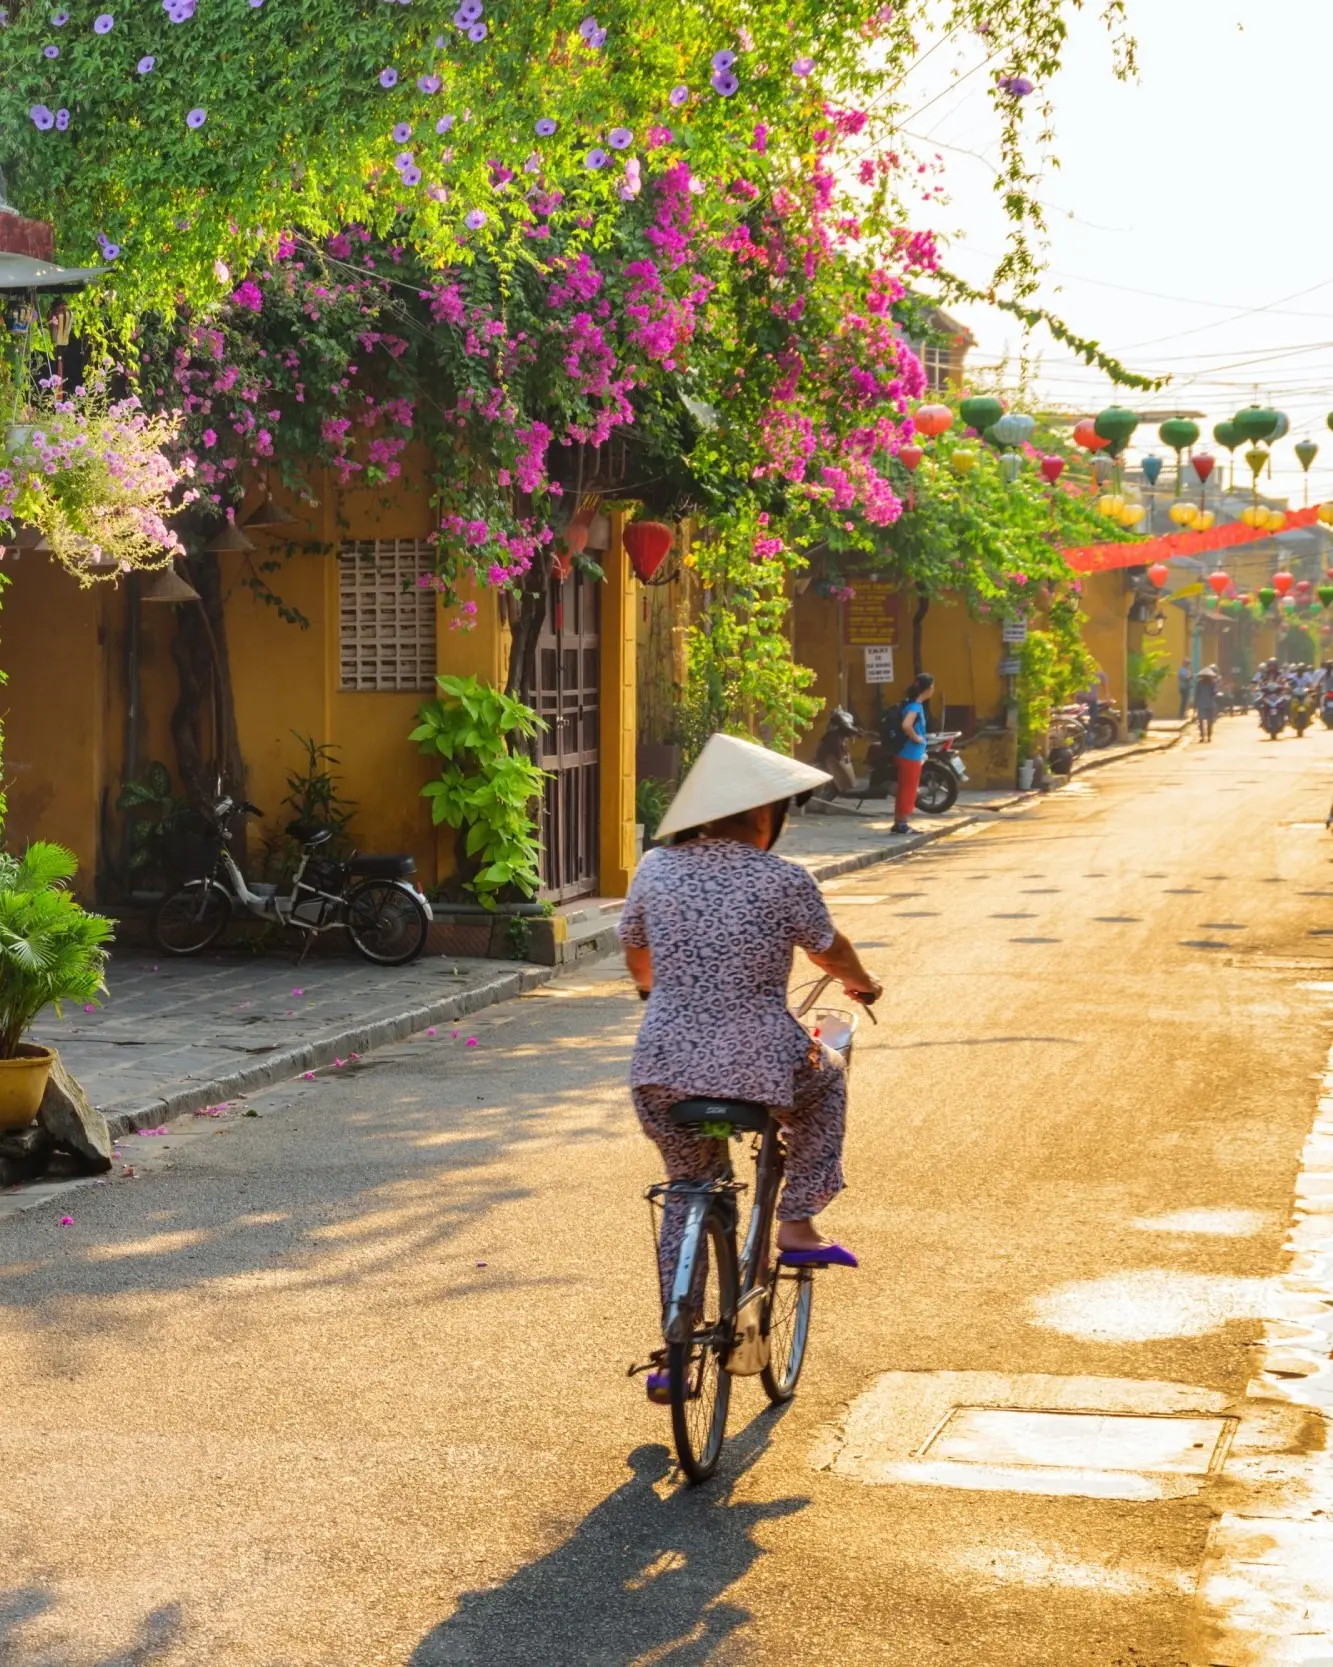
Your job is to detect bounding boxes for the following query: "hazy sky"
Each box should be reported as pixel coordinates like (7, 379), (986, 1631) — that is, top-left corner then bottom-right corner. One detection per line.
(904, 0), (1333, 504)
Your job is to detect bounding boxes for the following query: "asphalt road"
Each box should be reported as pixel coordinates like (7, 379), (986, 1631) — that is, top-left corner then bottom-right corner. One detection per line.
(2, 715), (1330, 1667)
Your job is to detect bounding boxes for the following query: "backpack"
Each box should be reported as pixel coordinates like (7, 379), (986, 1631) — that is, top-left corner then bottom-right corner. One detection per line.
(877, 702), (908, 756)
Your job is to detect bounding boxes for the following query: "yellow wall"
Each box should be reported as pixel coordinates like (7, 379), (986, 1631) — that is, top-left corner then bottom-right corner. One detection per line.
(1079, 569), (1128, 713)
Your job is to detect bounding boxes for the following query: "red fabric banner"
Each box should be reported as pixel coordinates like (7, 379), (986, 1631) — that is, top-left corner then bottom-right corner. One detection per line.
(1062, 504), (1324, 573)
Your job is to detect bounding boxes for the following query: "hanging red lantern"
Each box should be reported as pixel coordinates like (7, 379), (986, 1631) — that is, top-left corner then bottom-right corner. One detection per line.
(899, 444), (923, 473)
(1207, 569), (1231, 595)
(1040, 455), (1065, 485)
(1272, 570), (1294, 597)
(1073, 418), (1111, 452)
(913, 403), (954, 439)
(624, 519), (675, 583)
(1147, 562), (1170, 588)
(1191, 454), (1216, 485)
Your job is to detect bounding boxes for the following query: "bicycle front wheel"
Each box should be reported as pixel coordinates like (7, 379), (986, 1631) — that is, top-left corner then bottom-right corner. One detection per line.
(669, 1206), (737, 1484)
(154, 881), (231, 955)
(345, 881), (429, 966)
(760, 1269), (813, 1403)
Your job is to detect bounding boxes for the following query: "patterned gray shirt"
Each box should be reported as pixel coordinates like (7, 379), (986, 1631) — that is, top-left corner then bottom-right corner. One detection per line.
(618, 839), (836, 1105)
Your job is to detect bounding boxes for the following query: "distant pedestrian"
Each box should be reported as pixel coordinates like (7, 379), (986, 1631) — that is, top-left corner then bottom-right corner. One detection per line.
(1177, 660), (1193, 719)
(892, 673), (934, 836)
(1194, 664), (1219, 743)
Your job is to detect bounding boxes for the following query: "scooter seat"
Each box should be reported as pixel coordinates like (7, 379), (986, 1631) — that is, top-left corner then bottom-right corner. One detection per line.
(347, 853), (416, 879)
(668, 1097), (771, 1133)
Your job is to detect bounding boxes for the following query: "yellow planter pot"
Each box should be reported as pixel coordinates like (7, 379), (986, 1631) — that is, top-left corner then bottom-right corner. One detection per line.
(0, 1044), (54, 1131)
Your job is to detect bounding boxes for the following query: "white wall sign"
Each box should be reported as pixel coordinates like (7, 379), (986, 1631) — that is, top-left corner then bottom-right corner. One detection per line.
(1001, 618), (1029, 645)
(864, 645), (895, 684)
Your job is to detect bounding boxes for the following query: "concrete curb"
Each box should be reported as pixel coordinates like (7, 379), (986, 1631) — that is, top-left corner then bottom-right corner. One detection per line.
(99, 961), (557, 1139)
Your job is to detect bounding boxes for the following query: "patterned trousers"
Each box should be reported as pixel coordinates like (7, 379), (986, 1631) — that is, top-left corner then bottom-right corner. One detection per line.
(633, 1045), (847, 1305)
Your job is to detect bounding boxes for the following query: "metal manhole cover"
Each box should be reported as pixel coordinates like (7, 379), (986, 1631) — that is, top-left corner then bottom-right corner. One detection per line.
(921, 1408), (1233, 1476)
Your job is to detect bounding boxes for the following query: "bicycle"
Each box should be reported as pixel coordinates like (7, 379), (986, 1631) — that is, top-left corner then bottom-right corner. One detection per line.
(636, 975), (874, 1483)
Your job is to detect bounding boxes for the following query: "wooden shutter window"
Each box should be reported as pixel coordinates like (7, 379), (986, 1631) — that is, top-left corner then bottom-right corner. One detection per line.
(337, 540), (437, 692)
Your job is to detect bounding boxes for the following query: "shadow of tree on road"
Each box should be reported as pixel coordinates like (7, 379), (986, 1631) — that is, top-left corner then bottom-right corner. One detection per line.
(410, 1418), (807, 1667)
(0, 1588), (181, 1666)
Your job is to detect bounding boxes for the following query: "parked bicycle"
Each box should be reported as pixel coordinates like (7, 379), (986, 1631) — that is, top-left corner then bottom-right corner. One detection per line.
(635, 975), (874, 1482)
(153, 797), (432, 965)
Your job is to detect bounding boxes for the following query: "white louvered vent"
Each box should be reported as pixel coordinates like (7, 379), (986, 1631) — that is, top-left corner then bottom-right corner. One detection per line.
(338, 540), (437, 692)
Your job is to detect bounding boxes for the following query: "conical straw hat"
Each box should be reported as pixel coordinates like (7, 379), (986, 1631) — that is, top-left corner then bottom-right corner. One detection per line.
(655, 733), (831, 840)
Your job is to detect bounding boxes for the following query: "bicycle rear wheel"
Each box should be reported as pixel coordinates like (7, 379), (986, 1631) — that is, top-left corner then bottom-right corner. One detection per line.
(345, 881), (428, 966)
(760, 1268), (813, 1403)
(669, 1206), (737, 1483)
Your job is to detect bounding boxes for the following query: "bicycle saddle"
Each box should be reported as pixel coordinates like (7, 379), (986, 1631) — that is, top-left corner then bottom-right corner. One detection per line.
(668, 1097), (770, 1133)
(286, 820), (334, 847)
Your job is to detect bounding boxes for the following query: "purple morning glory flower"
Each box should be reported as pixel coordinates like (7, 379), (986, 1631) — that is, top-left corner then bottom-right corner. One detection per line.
(394, 150), (414, 170)
(393, 121), (412, 141)
(54, 107), (69, 128)
(137, 53), (154, 71)
(93, 12), (114, 32)
(711, 69), (738, 96)
(608, 127), (632, 151)
(669, 84), (689, 107)
(585, 146), (607, 169)
(186, 106), (207, 128)
(711, 48), (735, 71)
(248, 0), (265, 7)
(436, 113), (455, 132)
(586, 26), (605, 46)
(534, 117), (557, 138)
(379, 67), (398, 87)
(42, 42), (58, 56)
(793, 55), (814, 76)
(466, 21), (487, 40)
(417, 74), (441, 93)
(52, 9), (69, 22)
(401, 164), (422, 185)
(103, 243), (119, 259)
(577, 15), (598, 38)
(165, 0), (194, 20)
(453, 0), (481, 22)
(29, 104), (54, 130)
(464, 208), (487, 230)
(998, 74), (1034, 97)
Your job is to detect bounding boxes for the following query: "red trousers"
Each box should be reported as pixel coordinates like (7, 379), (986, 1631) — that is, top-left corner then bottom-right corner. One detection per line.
(895, 757), (923, 822)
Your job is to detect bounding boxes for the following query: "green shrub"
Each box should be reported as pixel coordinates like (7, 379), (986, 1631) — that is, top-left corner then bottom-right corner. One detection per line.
(0, 843), (113, 1059)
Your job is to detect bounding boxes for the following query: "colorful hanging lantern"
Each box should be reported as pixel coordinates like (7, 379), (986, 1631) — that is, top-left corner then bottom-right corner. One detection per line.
(1168, 502), (1198, 527)
(899, 444), (923, 474)
(1141, 455), (1163, 487)
(1147, 562), (1170, 587)
(1194, 510), (1216, 531)
(1159, 417), (1200, 452)
(998, 452), (1022, 483)
(990, 412), (1035, 448)
(1094, 405), (1139, 456)
(1258, 586), (1277, 609)
(1039, 454), (1065, 485)
(1097, 493), (1125, 518)
(1244, 445), (1269, 479)
(1268, 412), (1290, 445)
(1207, 570), (1231, 596)
(948, 446), (979, 476)
(1318, 503), (1333, 527)
(1091, 454), (1115, 486)
(1318, 584), (1333, 609)
(624, 519), (675, 582)
(959, 395), (1004, 434)
(1072, 418), (1110, 452)
(1234, 405), (1280, 445)
(1296, 439), (1318, 471)
(1266, 510), (1286, 532)
(1273, 570), (1294, 596)
(913, 403), (954, 439)
(1192, 453), (1216, 485)
(1118, 502), (1145, 528)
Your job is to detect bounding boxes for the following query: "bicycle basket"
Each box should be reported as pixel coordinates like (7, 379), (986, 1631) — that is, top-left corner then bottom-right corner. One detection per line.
(162, 811), (223, 879)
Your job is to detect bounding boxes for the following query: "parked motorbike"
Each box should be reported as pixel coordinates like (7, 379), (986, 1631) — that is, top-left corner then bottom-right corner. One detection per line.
(153, 797), (433, 964)
(866, 730), (968, 815)
(1258, 689), (1288, 740)
(1291, 689), (1315, 737)
(813, 705), (869, 796)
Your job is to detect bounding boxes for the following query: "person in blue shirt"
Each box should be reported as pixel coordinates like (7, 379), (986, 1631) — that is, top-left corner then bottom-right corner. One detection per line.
(893, 673), (934, 835)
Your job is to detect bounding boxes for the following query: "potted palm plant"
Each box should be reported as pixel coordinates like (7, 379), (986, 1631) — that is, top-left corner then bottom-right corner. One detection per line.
(0, 844), (113, 1129)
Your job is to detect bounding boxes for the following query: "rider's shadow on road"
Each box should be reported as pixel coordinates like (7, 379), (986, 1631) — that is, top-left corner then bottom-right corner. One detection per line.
(410, 1418), (807, 1667)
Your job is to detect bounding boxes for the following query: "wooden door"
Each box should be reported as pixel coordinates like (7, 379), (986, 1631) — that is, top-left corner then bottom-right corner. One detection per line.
(531, 572), (600, 901)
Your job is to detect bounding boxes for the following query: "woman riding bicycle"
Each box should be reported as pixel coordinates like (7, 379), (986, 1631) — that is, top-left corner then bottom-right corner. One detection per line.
(619, 733), (882, 1393)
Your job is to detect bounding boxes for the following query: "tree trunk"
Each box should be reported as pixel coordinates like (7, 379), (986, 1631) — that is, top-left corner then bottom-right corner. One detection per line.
(168, 552), (246, 799)
(911, 583), (930, 677)
(504, 552), (552, 703)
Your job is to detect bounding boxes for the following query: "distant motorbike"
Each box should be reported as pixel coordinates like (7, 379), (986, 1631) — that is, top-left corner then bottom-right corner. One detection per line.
(1291, 689), (1315, 737)
(1322, 689), (1333, 730)
(1258, 689), (1288, 739)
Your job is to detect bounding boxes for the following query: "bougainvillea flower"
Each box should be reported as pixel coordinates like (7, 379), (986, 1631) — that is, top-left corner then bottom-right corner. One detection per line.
(417, 74), (441, 93)
(379, 67), (398, 87)
(608, 126), (632, 150)
(186, 106), (207, 128)
(793, 54), (815, 76)
(466, 22), (487, 40)
(436, 114), (455, 133)
(93, 12), (114, 32)
(997, 74), (1034, 96)
(669, 84), (689, 106)
(710, 68), (739, 96)
(534, 116), (557, 138)
(401, 164), (422, 185)
(137, 53), (154, 71)
(42, 43), (59, 56)
(29, 104), (55, 129)
(584, 146), (607, 169)
(464, 208), (487, 230)
(55, 107), (69, 128)
(711, 48), (735, 70)
(392, 121), (412, 141)
(578, 15), (599, 37)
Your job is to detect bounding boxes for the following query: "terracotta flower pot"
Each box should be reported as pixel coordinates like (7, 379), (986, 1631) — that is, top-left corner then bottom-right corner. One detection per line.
(0, 1043), (54, 1130)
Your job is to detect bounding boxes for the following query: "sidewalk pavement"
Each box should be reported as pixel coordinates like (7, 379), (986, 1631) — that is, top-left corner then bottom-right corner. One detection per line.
(35, 719), (1190, 1142)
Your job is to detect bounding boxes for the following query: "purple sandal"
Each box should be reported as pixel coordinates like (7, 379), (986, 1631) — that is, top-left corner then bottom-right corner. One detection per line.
(778, 1242), (859, 1268)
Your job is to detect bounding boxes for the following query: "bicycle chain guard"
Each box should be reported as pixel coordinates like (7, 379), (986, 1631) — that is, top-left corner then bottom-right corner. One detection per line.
(725, 1288), (771, 1377)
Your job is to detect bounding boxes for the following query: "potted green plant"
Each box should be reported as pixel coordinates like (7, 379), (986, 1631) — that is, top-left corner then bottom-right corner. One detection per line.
(0, 844), (113, 1128)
